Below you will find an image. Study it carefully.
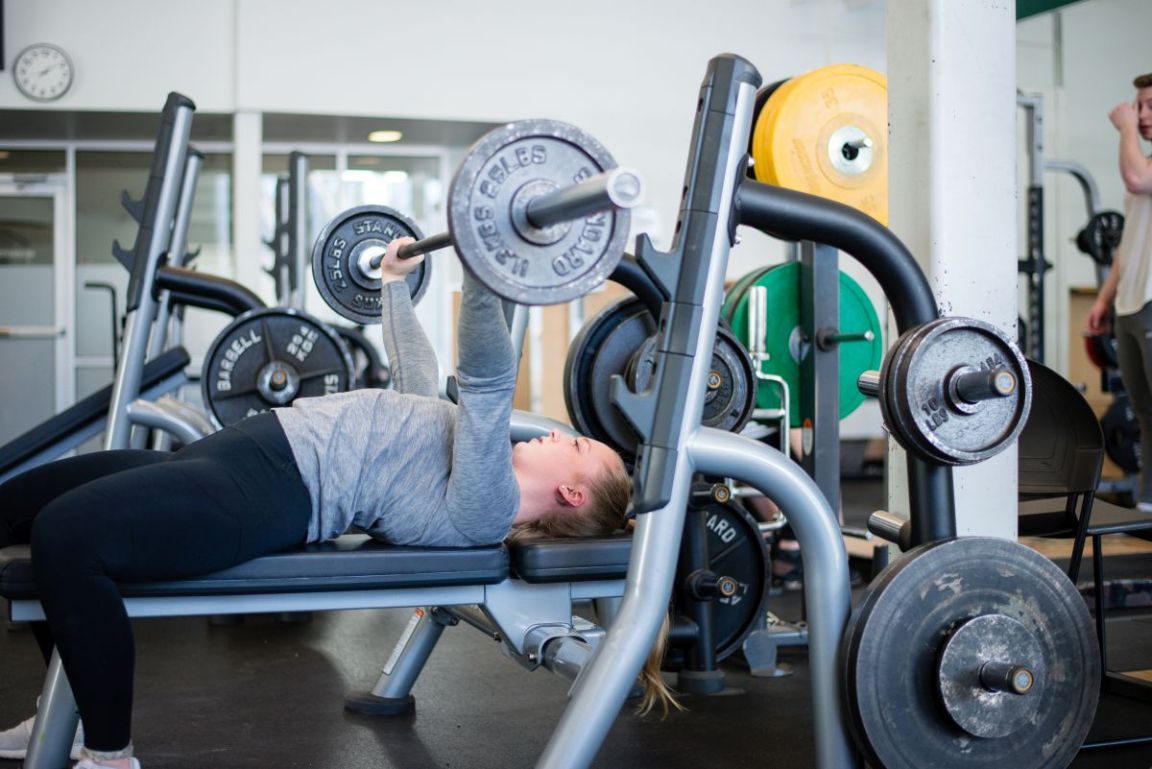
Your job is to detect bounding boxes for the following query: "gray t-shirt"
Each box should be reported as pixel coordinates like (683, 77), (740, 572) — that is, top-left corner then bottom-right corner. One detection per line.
(274, 275), (519, 546)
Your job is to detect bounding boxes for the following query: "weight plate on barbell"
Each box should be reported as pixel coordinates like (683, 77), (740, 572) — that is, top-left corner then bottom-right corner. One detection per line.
(447, 119), (629, 306)
(842, 536), (1099, 769)
(879, 317), (1031, 465)
(722, 262), (884, 427)
(202, 308), (354, 427)
(751, 64), (888, 224)
(311, 205), (432, 324)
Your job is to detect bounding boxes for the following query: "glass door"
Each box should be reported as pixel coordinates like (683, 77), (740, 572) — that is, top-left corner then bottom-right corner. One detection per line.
(0, 176), (73, 446)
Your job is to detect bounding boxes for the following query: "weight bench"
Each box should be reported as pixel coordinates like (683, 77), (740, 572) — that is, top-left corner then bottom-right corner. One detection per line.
(0, 347), (191, 485)
(0, 534), (632, 769)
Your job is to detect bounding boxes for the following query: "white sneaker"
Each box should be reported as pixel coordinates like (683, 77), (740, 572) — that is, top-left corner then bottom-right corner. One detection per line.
(74, 759), (140, 769)
(0, 711), (84, 760)
(1138, 501), (1152, 513)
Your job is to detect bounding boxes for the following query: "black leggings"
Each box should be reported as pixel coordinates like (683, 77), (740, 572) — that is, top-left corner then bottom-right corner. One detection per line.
(0, 412), (311, 753)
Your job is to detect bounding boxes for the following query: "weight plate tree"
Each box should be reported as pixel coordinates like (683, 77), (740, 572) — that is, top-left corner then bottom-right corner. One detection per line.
(311, 205), (433, 324)
(842, 536), (1099, 769)
(750, 64), (888, 224)
(202, 308), (354, 427)
(722, 262), (884, 427)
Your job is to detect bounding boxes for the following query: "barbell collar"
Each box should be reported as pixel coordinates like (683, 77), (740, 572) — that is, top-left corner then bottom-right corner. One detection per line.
(378, 167), (644, 267)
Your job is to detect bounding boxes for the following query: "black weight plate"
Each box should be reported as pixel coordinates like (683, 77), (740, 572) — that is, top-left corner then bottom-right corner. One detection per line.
(202, 308), (354, 427)
(1102, 393), (1141, 474)
(842, 537), (1099, 769)
(1076, 210), (1124, 266)
(563, 297), (656, 457)
(333, 325), (390, 389)
(666, 501), (771, 666)
(447, 119), (628, 306)
(311, 205), (432, 324)
(627, 324), (756, 435)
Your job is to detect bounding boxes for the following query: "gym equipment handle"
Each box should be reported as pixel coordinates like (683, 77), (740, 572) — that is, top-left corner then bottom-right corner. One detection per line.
(371, 167), (645, 266)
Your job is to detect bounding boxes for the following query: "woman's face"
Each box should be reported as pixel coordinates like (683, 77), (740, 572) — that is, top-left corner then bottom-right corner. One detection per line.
(511, 430), (618, 485)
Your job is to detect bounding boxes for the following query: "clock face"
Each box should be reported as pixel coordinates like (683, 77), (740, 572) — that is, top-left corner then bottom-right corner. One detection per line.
(14, 44), (74, 101)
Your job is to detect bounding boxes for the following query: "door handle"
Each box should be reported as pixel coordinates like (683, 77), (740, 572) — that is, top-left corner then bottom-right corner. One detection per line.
(0, 326), (66, 339)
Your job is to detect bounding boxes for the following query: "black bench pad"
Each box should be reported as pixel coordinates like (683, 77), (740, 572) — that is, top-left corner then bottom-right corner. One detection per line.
(0, 347), (191, 476)
(0, 535), (508, 600)
(509, 534), (632, 583)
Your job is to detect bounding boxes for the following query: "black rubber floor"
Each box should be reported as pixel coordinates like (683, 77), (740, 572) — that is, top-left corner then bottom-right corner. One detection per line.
(3, 603), (1152, 768)
(1, 474), (1151, 768)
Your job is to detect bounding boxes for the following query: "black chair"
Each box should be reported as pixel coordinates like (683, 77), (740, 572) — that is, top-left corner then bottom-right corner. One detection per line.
(1018, 359), (1152, 729)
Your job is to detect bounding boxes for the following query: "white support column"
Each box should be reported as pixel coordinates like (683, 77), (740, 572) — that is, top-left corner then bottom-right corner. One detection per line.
(232, 111), (270, 302)
(886, 0), (1019, 539)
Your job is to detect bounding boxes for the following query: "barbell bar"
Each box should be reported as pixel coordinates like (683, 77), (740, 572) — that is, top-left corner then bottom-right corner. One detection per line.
(371, 166), (645, 266)
(312, 118), (639, 317)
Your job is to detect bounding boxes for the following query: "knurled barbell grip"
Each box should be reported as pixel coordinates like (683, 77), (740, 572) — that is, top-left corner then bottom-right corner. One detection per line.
(373, 167), (644, 265)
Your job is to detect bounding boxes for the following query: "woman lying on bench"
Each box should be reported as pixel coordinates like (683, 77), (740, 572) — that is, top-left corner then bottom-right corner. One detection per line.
(0, 239), (632, 769)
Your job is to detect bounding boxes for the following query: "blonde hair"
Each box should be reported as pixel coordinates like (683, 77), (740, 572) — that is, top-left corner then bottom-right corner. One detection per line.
(507, 450), (632, 541)
(507, 451), (682, 716)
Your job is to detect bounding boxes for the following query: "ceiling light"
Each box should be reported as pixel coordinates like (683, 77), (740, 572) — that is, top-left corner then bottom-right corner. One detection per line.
(368, 130), (403, 143)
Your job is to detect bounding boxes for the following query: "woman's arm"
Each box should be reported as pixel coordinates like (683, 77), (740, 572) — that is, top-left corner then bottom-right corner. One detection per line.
(442, 271), (521, 542)
(376, 240), (439, 397)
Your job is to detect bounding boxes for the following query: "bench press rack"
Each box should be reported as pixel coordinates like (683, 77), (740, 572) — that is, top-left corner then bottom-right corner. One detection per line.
(4, 54), (988, 769)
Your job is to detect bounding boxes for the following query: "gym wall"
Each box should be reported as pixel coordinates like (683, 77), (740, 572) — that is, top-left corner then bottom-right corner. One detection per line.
(5, 0), (1138, 432)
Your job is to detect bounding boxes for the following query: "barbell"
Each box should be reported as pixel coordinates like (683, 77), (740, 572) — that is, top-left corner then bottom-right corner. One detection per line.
(312, 119), (640, 322)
